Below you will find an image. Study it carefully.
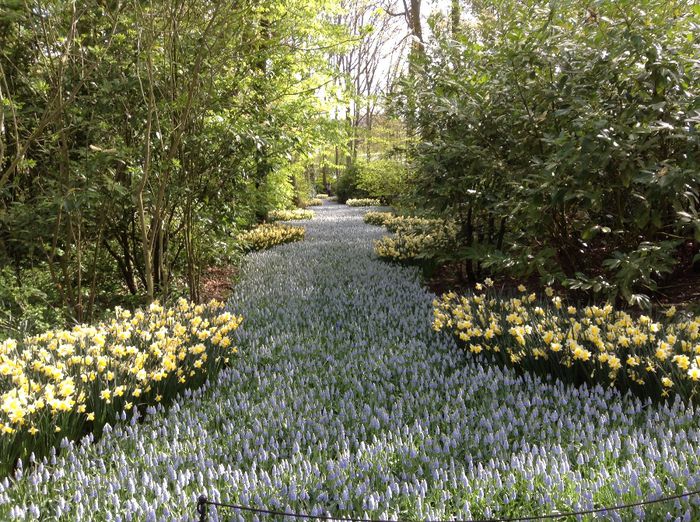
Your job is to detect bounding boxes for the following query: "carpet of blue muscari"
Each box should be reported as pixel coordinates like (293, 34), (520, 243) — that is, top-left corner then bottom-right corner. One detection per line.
(2, 203), (699, 521)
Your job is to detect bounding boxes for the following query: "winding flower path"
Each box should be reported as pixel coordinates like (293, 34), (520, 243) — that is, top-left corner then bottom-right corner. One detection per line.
(3, 202), (699, 520)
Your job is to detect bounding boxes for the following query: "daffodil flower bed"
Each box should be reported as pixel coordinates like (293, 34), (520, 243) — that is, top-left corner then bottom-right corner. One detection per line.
(2, 204), (700, 520)
(316, 193), (329, 199)
(267, 208), (314, 221)
(345, 198), (381, 207)
(363, 210), (394, 227)
(433, 281), (700, 401)
(306, 198), (324, 207)
(0, 299), (242, 476)
(239, 223), (305, 251)
(373, 218), (457, 262)
(382, 216), (448, 234)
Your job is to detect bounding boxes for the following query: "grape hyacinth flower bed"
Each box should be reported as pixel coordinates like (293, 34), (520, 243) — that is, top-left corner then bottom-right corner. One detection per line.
(2, 203), (699, 520)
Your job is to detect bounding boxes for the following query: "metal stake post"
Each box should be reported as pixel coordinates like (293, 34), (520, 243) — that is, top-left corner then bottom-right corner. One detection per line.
(197, 495), (208, 522)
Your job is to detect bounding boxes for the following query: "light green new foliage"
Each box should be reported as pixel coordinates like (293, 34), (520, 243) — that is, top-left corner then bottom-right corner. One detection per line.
(356, 159), (409, 203)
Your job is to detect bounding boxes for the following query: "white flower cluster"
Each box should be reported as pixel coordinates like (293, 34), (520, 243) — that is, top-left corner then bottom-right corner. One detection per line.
(2, 203), (699, 520)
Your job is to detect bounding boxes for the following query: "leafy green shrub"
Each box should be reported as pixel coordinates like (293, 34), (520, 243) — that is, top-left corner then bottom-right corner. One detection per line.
(334, 164), (368, 204)
(257, 168), (296, 218)
(393, 0), (700, 305)
(0, 268), (64, 341)
(356, 159), (408, 204)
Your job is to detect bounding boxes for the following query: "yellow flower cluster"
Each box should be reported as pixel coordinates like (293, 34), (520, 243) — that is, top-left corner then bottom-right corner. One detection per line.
(267, 209), (314, 221)
(316, 193), (329, 199)
(0, 299), (242, 471)
(346, 198), (381, 207)
(382, 216), (448, 234)
(363, 211), (395, 227)
(239, 223), (305, 251)
(306, 198), (324, 207)
(433, 284), (700, 400)
(374, 218), (457, 262)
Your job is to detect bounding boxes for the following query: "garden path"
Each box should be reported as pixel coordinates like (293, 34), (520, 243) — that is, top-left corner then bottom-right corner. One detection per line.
(5, 201), (698, 520)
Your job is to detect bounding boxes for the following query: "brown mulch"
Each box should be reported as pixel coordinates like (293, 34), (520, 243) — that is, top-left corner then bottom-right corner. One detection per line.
(656, 273), (700, 309)
(425, 264), (547, 299)
(425, 257), (700, 313)
(657, 240), (700, 308)
(199, 265), (239, 302)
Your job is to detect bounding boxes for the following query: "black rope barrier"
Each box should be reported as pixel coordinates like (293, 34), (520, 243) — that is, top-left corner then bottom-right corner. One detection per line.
(197, 487), (700, 522)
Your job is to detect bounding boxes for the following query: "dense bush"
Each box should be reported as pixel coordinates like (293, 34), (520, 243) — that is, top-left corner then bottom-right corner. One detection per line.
(434, 283), (700, 402)
(334, 159), (409, 206)
(0, 299), (242, 475)
(355, 159), (409, 204)
(238, 224), (306, 251)
(394, 0), (700, 306)
(334, 164), (369, 204)
(0, 268), (64, 341)
(267, 209), (314, 221)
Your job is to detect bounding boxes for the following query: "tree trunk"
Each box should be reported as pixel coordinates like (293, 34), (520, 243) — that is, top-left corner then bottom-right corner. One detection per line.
(451, 0), (460, 36)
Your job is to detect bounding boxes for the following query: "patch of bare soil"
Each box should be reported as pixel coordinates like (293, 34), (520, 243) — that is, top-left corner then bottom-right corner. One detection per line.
(199, 265), (238, 302)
